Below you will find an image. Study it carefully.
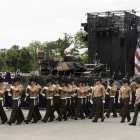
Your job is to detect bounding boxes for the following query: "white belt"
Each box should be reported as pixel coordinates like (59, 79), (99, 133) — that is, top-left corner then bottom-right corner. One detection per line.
(61, 97), (67, 99)
(83, 96), (86, 98)
(78, 96), (85, 98)
(46, 97), (53, 106)
(30, 97), (37, 99)
(13, 96), (21, 107)
(110, 96), (115, 103)
(47, 97), (53, 99)
(54, 94), (59, 96)
(30, 97), (37, 105)
(89, 93), (92, 96)
(0, 98), (4, 100)
(87, 95), (89, 97)
(110, 96), (115, 98)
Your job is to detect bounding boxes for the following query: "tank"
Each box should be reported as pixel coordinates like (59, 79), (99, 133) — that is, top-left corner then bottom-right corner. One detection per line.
(38, 50), (86, 76)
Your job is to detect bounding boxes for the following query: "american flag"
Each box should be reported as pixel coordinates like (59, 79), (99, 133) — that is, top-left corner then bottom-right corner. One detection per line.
(135, 47), (140, 75)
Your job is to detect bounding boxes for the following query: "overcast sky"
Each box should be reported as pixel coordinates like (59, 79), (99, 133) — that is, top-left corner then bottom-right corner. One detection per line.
(0, 0), (140, 50)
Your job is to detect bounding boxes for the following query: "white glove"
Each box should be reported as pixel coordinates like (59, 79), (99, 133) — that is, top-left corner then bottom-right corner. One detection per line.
(27, 85), (31, 89)
(26, 93), (29, 96)
(59, 87), (62, 90)
(42, 93), (45, 97)
(73, 94), (76, 96)
(76, 87), (80, 90)
(102, 100), (105, 103)
(91, 86), (93, 89)
(53, 84), (56, 88)
(90, 100), (93, 104)
(24, 98), (27, 101)
(10, 86), (14, 89)
(8, 93), (12, 96)
(108, 86), (111, 89)
(106, 92), (109, 95)
(44, 87), (48, 89)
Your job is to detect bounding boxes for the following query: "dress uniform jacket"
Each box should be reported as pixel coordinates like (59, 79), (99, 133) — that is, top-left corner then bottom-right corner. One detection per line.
(119, 86), (132, 99)
(92, 85), (105, 97)
(132, 89), (140, 124)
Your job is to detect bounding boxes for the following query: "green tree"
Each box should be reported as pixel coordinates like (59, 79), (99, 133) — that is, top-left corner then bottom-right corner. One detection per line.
(74, 29), (88, 64)
(42, 41), (58, 57)
(28, 41), (42, 70)
(56, 33), (73, 56)
(74, 29), (88, 50)
(5, 45), (20, 72)
(17, 47), (32, 72)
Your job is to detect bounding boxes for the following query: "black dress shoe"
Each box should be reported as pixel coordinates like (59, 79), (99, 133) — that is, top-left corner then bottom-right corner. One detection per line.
(56, 117), (61, 121)
(119, 113), (122, 117)
(120, 120), (125, 123)
(41, 119), (47, 123)
(81, 117), (85, 120)
(73, 117), (77, 120)
(101, 117), (105, 122)
(24, 120), (28, 124)
(92, 120), (97, 123)
(64, 118), (68, 121)
(129, 123), (136, 126)
(105, 114), (109, 118)
(127, 118), (131, 122)
(7, 122), (11, 125)
(32, 121), (37, 123)
(48, 119), (54, 122)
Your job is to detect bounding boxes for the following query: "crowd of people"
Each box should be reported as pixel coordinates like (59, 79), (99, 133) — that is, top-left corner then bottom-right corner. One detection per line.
(0, 75), (139, 126)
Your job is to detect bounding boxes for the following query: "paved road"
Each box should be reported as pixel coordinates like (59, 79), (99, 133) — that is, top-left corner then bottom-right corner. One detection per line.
(0, 109), (139, 140)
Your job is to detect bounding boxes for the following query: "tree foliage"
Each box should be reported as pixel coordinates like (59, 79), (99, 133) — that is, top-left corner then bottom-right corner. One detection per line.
(0, 29), (88, 72)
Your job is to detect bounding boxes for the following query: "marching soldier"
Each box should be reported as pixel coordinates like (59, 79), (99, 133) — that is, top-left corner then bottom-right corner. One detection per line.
(41, 78), (54, 122)
(53, 77), (60, 117)
(118, 78), (132, 123)
(105, 79), (117, 118)
(70, 79), (77, 118)
(82, 80), (89, 117)
(57, 79), (68, 121)
(0, 77), (7, 124)
(66, 80), (73, 119)
(7, 77), (23, 125)
(24, 77), (38, 124)
(89, 78), (106, 122)
(74, 80), (85, 120)
(16, 77), (25, 123)
(129, 79), (140, 126)
(34, 77), (42, 121)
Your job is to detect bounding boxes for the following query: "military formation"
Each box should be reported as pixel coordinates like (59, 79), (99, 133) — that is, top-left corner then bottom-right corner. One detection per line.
(0, 75), (139, 126)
